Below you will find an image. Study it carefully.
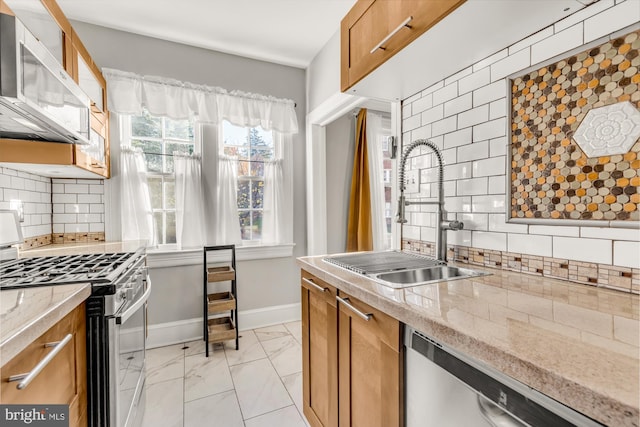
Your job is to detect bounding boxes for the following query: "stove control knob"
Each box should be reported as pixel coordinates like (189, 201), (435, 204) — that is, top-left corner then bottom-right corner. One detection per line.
(118, 290), (127, 300)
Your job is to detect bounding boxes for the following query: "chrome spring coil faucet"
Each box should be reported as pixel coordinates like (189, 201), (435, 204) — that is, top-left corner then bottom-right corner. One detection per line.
(397, 139), (464, 263)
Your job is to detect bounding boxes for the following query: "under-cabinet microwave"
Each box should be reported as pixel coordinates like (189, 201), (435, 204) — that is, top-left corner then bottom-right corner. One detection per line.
(0, 12), (90, 144)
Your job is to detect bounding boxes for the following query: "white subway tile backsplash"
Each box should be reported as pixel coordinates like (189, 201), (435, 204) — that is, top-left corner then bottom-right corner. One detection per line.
(442, 147), (457, 165)
(584, 0), (639, 42)
(403, 225), (421, 240)
(459, 213), (489, 231)
(432, 82), (458, 105)
(421, 105), (444, 124)
(447, 229), (472, 246)
(444, 162), (472, 181)
(53, 204), (64, 214)
(403, 114), (422, 132)
(457, 141), (489, 162)
(443, 128), (472, 149)
(64, 184), (89, 194)
(509, 233), (552, 257)
(3, 168), (17, 176)
(472, 156), (505, 177)
(472, 195), (506, 213)
(457, 177), (488, 196)
(53, 213), (77, 224)
(432, 116), (457, 136)
(488, 176), (506, 194)
(90, 204), (105, 213)
(488, 214), (528, 234)
(422, 81), (444, 96)
(580, 227), (640, 241)
(473, 49), (508, 72)
(553, 237), (612, 264)
(444, 196), (472, 213)
(473, 231), (507, 251)
(52, 183), (64, 193)
(529, 225), (580, 237)
(78, 194), (102, 204)
(65, 223), (89, 233)
(402, 103), (412, 117)
(555, 0), (614, 32)
(411, 124), (432, 141)
(421, 226), (436, 243)
(444, 93), (472, 117)
(459, 67), (491, 95)
(491, 47), (530, 81)
(65, 204), (89, 214)
(412, 93), (434, 114)
(474, 81), (507, 107)
(458, 105), (489, 128)
(489, 136), (508, 157)
(489, 98), (507, 120)
(24, 179), (36, 191)
(53, 193), (77, 204)
(531, 24), (583, 65)
(90, 223), (105, 232)
(11, 176), (25, 190)
(445, 66), (473, 85)
(613, 241), (640, 268)
(443, 181), (456, 197)
(0, 174), (11, 187)
(53, 224), (65, 233)
(473, 118), (506, 141)
(509, 27), (554, 54)
(404, 92), (422, 105)
(412, 212), (433, 227)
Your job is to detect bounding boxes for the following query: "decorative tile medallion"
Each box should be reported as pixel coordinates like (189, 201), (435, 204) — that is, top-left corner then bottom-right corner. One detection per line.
(510, 30), (640, 221)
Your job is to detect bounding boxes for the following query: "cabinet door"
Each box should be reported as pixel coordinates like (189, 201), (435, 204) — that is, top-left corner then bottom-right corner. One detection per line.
(301, 271), (338, 427)
(337, 291), (402, 427)
(341, 0), (465, 91)
(0, 303), (87, 427)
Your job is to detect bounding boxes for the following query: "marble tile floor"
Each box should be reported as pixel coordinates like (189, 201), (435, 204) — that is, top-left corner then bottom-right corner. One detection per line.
(142, 321), (309, 427)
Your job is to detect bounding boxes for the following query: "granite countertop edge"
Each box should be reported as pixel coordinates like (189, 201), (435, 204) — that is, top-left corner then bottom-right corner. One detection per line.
(0, 283), (91, 367)
(296, 256), (639, 427)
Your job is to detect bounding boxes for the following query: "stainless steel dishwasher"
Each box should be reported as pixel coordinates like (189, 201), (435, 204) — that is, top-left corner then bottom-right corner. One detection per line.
(405, 327), (604, 427)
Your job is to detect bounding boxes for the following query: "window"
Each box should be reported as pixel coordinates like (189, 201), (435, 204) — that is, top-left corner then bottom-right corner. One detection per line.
(380, 117), (393, 248)
(122, 109), (197, 245)
(221, 120), (275, 242)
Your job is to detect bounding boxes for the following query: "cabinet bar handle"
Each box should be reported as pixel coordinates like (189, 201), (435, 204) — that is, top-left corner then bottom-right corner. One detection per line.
(8, 334), (73, 390)
(336, 296), (372, 321)
(90, 162), (106, 168)
(370, 16), (413, 54)
(302, 277), (327, 293)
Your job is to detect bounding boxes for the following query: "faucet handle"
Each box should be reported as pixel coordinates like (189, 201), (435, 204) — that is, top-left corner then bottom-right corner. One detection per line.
(442, 220), (464, 230)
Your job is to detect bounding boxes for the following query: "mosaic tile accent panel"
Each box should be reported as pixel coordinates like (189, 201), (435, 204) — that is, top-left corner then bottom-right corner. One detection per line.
(19, 234), (52, 250)
(403, 239), (639, 295)
(510, 30), (640, 222)
(52, 232), (106, 244)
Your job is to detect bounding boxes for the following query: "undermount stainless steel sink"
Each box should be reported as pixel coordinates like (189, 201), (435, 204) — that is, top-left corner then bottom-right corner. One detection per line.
(372, 265), (489, 288)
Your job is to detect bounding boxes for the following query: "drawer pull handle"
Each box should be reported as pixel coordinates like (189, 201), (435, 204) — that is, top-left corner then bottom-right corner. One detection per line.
(90, 162), (106, 168)
(370, 16), (413, 54)
(336, 296), (372, 321)
(8, 334), (73, 390)
(302, 277), (327, 293)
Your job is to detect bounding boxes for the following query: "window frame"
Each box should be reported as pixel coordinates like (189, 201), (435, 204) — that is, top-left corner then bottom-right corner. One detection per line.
(120, 112), (201, 248)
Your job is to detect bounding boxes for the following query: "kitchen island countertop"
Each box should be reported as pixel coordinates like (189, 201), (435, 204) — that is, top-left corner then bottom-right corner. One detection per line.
(297, 255), (640, 427)
(0, 283), (91, 366)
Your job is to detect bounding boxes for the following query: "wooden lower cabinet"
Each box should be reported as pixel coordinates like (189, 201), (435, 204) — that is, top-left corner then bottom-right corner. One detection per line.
(301, 270), (403, 427)
(301, 271), (339, 427)
(1, 303), (87, 427)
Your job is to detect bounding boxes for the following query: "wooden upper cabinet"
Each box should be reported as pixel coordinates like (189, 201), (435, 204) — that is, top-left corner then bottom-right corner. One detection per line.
(337, 290), (402, 427)
(341, 0), (466, 92)
(0, 0), (110, 178)
(301, 271), (339, 427)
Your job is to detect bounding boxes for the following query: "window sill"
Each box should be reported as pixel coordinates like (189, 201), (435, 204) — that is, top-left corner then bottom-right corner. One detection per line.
(146, 243), (296, 268)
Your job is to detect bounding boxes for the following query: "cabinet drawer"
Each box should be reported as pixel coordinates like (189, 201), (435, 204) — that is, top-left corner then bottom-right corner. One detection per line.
(341, 0), (466, 91)
(1, 304), (87, 427)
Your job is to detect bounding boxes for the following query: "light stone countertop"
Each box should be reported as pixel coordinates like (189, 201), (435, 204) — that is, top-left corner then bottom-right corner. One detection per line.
(0, 283), (91, 367)
(297, 255), (640, 427)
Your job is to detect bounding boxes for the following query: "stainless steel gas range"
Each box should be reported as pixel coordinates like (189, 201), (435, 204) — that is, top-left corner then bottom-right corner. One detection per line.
(0, 249), (150, 427)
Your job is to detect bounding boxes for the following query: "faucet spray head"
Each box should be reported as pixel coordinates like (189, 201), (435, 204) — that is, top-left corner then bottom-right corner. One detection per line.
(396, 195), (408, 223)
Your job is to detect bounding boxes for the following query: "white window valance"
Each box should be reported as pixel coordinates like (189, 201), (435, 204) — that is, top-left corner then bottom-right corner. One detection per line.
(103, 68), (298, 134)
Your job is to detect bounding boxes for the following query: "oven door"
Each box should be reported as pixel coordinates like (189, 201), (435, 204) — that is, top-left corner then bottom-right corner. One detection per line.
(109, 274), (151, 427)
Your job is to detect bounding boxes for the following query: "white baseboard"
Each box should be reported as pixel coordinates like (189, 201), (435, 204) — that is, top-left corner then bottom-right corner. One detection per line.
(146, 302), (302, 349)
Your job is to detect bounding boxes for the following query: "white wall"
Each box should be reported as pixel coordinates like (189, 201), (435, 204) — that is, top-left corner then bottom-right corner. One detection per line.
(306, 30), (341, 113)
(401, 1), (640, 269)
(325, 114), (355, 254)
(71, 21), (308, 323)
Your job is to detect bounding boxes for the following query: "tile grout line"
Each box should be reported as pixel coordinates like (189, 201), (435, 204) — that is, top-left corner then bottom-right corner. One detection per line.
(223, 338), (248, 426)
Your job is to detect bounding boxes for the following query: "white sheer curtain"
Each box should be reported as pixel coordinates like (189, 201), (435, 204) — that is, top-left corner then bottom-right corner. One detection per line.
(262, 133), (293, 244)
(366, 111), (388, 251)
(214, 154), (242, 245)
(174, 153), (205, 249)
(120, 147), (155, 245)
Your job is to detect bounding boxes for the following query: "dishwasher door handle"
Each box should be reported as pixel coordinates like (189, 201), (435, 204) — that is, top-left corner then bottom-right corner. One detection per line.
(477, 395), (527, 427)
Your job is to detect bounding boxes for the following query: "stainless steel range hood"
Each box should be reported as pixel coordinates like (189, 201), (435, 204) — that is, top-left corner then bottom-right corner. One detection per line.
(0, 12), (90, 144)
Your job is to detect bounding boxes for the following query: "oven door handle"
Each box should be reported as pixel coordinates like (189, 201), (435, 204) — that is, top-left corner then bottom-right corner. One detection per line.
(116, 276), (152, 325)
